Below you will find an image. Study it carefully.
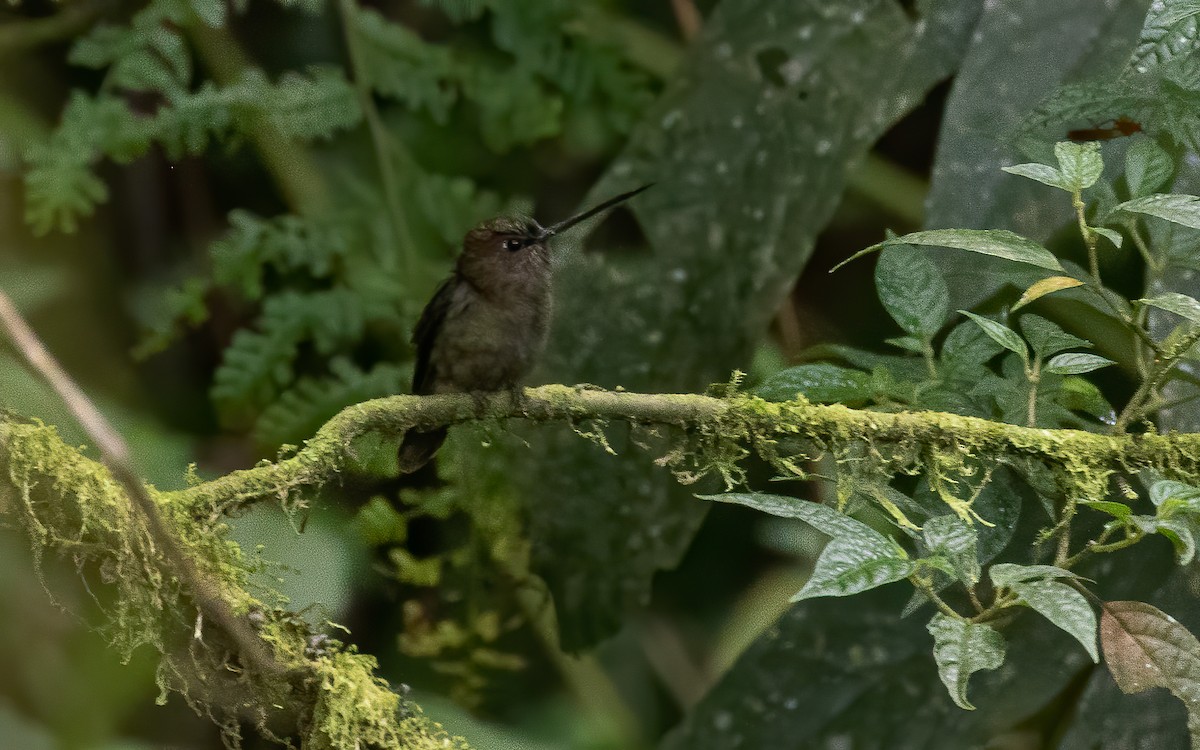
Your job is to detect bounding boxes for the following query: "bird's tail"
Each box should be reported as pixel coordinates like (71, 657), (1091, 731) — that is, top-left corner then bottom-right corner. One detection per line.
(397, 427), (447, 474)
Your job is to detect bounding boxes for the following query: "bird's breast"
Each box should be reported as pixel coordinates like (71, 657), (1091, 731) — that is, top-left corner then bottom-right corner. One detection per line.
(430, 284), (550, 392)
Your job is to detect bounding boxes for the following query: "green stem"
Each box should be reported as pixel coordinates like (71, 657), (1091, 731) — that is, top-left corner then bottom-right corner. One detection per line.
(336, 0), (418, 280)
(1026, 358), (1041, 428)
(1114, 325), (1200, 432)
(188, 24), (331, 216)
(1073, 191), (1100, 282)
(911, 575), (964, 620)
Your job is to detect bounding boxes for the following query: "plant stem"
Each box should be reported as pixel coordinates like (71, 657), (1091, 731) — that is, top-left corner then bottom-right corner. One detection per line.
(188, 24), (331, 216)
(1073, 191), (1101, 282)
(1026, 358), (1041, 428)
(336, 0), (419, 280)
(911, 575), (963, 620)
(0, 291), (285, 678)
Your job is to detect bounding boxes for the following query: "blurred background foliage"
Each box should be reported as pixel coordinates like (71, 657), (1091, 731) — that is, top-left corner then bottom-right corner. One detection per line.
(6, 0), (1200, 747)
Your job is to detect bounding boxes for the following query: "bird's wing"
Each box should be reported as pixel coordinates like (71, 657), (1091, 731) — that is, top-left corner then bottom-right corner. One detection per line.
(411, 276), (456, 395)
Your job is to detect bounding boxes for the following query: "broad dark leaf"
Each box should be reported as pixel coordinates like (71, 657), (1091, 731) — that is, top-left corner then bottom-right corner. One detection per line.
(1101, 601), (1200, 747)
(518, 0), (986, 648)
(926, 0), (1152, 310)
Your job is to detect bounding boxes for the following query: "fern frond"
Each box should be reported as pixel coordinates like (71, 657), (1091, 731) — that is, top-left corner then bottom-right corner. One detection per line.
(133, 277), (213, 360)
(210, 211), (352, 300)
(211, 287), (398, 423)
(417, 0), (486, 23)
(235, 66), (363, 141)
(254, 359), (407, 446)
(69, 1), (195, 95)
(354, 9), (458, 122)
(23, 93), (151, 235)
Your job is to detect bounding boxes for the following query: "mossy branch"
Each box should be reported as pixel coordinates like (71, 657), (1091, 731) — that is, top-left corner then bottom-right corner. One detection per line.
(7, 338), (1200, 747)
(169, 385), (1200, 521)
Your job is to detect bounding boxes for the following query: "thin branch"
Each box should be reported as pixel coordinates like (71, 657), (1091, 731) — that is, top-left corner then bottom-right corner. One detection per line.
(669, 0), (703, 41)
(0, 290), (285, 678)
(0, 1), (115, 54)
(336, 0), (419, 279)
(188, 24), (331, 217)
(160, 385), (1200, 520)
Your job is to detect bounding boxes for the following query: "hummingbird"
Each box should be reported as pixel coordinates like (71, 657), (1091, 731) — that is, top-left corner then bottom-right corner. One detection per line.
(397, 184), (652, 473)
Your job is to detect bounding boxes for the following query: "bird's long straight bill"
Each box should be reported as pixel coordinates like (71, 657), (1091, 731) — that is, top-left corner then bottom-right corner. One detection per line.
(538, 184), (653, 239)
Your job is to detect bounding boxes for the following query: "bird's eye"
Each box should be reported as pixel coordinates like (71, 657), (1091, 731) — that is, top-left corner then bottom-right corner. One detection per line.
(502, 238), (524, 252)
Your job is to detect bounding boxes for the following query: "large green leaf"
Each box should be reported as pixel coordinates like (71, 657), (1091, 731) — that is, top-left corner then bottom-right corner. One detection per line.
(928, 614), (1007, 710)
(516, 0), (986, 648)
(845, 229), (1064, 272)
(756, 363), (871, 404)
(1017, 580), (1098, 661)
(1114, 194), (1200, 230)
(925, 0), (1152, 310)
(706, 494), (915, 600)
(875, 245), (950, 339)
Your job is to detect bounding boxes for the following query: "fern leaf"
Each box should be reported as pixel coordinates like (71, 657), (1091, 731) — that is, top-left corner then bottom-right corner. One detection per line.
(235, 66), (363, 140)
(354, 8), (458, 122)
(417, 0), (486, 23)
(254, 359), (407, 446)
(69, 5), (192, 95)
(23, 93), (151, 235)
(133, 277), (213, 360)
(209, 211), (351, 300)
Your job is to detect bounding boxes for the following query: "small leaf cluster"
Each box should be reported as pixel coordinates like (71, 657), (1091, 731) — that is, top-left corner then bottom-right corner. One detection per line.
(724, 134), (1200, 733)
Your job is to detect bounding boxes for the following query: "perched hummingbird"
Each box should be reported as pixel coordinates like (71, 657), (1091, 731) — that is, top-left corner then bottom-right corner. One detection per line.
(397, 184), (652, 473)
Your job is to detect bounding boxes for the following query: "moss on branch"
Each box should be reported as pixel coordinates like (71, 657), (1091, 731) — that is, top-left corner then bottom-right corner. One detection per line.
(0, 414), (466, 750)
(6, 385), (1200, 748)
(169, 385), (1200, 521)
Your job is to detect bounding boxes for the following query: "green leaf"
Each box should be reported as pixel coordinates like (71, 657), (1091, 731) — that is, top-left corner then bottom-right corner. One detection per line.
(940, 319), (1005, 367)
(1009, 579), (1099, 662)
(1082, 500), (1134, 520)
(959, 311), (1028, 361)
(989, 563), (1083, 588)
(1153, 0), (1200, 28)
(1152, 479), (1200, 508)
(875, 245), (949, 338)
(703, 494), (916, 601)
(1045, 352), (1116, 375)
(922, 515), (980, 585)
(840, 229), (1064, 273)
(1131, 0), (1200, 69)
(1002, 162), (1068, 190)
(1058, 376), (1116, 422)
(1019, 314), (1094, 359)
(756, 363), (872, 404)
(1125, 137), (1176, 197)
(1154, 518), (1198, 565)
(1114, 194), (1200, 230)
(885, 335), (927, 353)
(1054, 140), (1104, 191)
(927, 614), (1007, 710)
(1101, 601), (1200, 746)
(1090, 226), (1124, 249)
(1139, 292), (1200, 323)
(1012, 276), (1085, 311)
